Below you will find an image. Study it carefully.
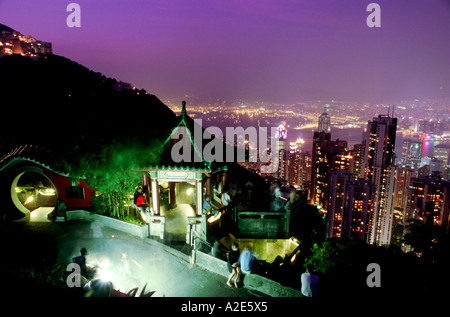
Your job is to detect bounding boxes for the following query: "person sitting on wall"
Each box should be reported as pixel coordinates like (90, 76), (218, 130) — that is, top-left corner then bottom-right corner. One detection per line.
(237, 248), (256, 275)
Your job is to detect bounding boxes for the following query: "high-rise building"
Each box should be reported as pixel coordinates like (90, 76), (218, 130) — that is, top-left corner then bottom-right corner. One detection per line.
(275, 125), (288, 180)
(310, 131), (332, 209)
(327, 172), (374, 241)
(405, 178), (426, 223)
(363, 115), (397, 245)
(299, 152), (312, 191)
(327, 170), (353, 238)
(394, 166), (414, 213)
(350, 143), (365, 179)
(429, 158), (443, 176)
(434, 145), (450, 165)
(310, 131), (349, 213)
(439, 182), (450, 229)
(287, 138), (304, 186)
(345, 178), (374, 241)
(401, 138), (422, 172)
(318, 111), (331, 133)
(404, 173), (449, 227)
(421, 156), (433, 168)
(433, 145), (450, 179)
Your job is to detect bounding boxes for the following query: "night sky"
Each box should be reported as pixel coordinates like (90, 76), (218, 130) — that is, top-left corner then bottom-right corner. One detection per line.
(1, 0), (449, 103)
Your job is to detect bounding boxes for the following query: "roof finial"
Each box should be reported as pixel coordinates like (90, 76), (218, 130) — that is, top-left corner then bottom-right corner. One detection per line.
(181, 100), (187, 117)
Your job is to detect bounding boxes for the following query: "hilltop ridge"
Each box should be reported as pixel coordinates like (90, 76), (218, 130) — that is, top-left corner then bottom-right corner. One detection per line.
(0, 54), (178, 166)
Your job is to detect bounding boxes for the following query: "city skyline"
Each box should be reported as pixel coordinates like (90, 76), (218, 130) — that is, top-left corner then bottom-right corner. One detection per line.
(1, 0), (449, 104)
(2, 1), (450, 303)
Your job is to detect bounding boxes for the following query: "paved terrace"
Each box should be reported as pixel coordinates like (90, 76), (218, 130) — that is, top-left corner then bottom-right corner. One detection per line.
(0, 215), (269, 297)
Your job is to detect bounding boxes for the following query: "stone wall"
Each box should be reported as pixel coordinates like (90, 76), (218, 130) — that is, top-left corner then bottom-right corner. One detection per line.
(66, 210), (149, 239)
(194, 248), (301, 297)
(237, 211), (290, 239)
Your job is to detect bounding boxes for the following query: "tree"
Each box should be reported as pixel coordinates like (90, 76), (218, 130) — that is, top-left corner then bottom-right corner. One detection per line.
(404, 219), (433, 256)
(304, 240), (356, 277)
(63, 139), (162, 221)
(288, 191), (326, 256)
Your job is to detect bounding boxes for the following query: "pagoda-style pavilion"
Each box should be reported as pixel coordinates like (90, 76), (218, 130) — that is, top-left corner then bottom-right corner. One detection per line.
(141, 101), (229, 244)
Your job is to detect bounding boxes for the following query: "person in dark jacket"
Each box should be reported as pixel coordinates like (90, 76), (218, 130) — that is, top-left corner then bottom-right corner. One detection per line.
(226, 243), (240, 287)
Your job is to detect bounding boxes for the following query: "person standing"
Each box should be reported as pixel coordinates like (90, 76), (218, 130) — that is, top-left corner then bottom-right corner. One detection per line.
(301, 264), (319, 297)
(221, 188), (231, 208)
(203, 195), (212, 215)
(226, 243), (240, 288)
(218, 188), (232, 232)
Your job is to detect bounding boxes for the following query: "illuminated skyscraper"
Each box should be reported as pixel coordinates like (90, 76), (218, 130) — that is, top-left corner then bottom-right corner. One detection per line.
(404, 173), (449, 228)
(401, 138), (422, 172)
(275, 125), (288, 180)
(350, 143), (365, 179)
(310, 131), (331, 209)
(310, 131), (349, 213)
(327, 172), (374, 241)
(363, 115), (397, 245)
(434, 145), (450, 165)
(327, 170), (353, 238)
(287, 138), (304, 186)
(318, 111), (331, 133)
(345, 178), (373, 240)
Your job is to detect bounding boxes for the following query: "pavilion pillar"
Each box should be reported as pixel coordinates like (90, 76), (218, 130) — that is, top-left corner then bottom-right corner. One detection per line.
(151, 178), (160, 215)
(196, 180), (202, 216)
(206, 177), (211, 197)
(169, 182), (177, 209)
(223, 170), (228, 189)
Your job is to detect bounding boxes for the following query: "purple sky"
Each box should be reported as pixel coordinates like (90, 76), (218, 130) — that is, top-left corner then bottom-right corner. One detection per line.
(1, 0), (449, 103)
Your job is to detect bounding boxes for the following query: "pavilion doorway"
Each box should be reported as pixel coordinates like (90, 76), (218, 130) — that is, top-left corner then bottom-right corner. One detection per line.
(160, 181), (196, 242)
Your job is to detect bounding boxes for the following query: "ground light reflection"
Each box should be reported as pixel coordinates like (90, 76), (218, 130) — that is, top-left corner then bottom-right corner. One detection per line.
(83, 252), (154, 297)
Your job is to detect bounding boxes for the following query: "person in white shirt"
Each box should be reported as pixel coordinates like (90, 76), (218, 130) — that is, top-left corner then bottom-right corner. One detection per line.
(221, 190), (231, 207)
(301, 264), (319, 297)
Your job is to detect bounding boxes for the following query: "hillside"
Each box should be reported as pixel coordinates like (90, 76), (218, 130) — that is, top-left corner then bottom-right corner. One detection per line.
(0, 54), (178, 168)
(0, 23), (15, 33)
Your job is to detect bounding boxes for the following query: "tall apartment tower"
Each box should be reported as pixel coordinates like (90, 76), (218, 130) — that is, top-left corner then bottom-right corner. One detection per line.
(310, 131), (332, 208)
(345, 178), (374, 240)
(350, 143), (365, 178)
(327, 170), (353, 238)
(363, 115), (398, 245)
(275, 125), (288, 180)
(287, 139), (304, 186)
(310, 132), (349, 213)
(327, 172), (374, 241)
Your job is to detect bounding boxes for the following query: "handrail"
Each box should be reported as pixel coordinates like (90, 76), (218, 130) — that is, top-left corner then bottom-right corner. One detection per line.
(192, 235), (228, 260)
